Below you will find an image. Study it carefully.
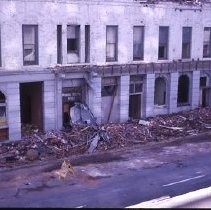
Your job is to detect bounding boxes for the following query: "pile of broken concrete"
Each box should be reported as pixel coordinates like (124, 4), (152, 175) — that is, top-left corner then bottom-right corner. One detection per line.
(1, 107), (211, 168)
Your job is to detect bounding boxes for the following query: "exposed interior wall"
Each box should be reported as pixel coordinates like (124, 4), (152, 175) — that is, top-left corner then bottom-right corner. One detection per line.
(62, 78), (87, 127)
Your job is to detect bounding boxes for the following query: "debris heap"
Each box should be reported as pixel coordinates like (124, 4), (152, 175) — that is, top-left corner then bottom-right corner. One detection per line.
(1, 107), (211, 168)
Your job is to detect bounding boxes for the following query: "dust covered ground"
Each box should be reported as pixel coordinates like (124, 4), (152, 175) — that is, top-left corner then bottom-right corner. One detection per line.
(1, 107), (211, 168)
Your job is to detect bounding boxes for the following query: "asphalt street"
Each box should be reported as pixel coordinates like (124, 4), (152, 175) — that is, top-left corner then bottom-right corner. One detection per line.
(1, 132), (211, 208)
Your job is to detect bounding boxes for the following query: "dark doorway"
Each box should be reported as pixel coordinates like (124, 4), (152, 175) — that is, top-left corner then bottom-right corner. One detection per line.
(129, 94), (141, 119)
(202, 88), (207, 107)
(20, 82), (43, 130)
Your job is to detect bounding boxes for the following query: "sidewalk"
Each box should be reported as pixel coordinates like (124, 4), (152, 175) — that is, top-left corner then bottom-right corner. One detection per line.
(127, 186), (211, 208)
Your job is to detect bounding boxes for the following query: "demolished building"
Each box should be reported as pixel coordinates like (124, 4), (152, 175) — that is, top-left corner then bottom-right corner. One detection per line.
(0, 0), (211, 141)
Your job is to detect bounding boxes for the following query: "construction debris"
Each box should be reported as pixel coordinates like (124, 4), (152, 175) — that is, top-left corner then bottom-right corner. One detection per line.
(1, 107), (211, 168)
(54, 159), (76, 179)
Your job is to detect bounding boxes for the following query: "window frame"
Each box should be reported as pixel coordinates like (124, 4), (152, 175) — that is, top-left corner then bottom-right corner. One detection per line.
(158, 26), (169, 60)
(67, 25), (80, 54)
(182, 27), (192, 59)
(106, 25), (118, 62)
(203, 27), (211, 58)
(133, 26), (144, 61)
(154, 77), (167, 106)
(22, 25), (38, 66)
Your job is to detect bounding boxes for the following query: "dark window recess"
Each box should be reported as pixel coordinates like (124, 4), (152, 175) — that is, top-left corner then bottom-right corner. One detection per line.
(158, 26), (169, 60)
(203, 27), (211, 58)
(0, 91), (5, 103)
(177, 75), (189, 104)
(200, 77), (207, 87)
(85, 25), (90, 63)
(106, 26), (118, 62)
(182, 27), (192, 59)
(133, 26), (144, 60)
(101, 85), (117, 97)
(22, 25), (38, 65)
(57, 25), (62, 64)
(67, 25), (80, 54)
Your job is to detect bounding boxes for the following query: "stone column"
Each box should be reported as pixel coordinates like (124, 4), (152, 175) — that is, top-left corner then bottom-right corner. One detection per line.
(191, 70), (200, 109)
(7, 82), (21, 141)
(88, 76), (102, 124)
(55, 76), (63, 130)
(119, 75), (130, 122)
(43, 80), (56, 131)
(145, 73), (155, 117)
(169, 72), (179, 113)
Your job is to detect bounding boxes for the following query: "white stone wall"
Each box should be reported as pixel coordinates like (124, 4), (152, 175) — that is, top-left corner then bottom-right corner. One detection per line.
(168, 72), (179, 113)
(88, 76), (102, 124)
(43, 80), (56, 131)
(119, 75), (130, 122)
(7, 82), (21, 141)
(145, 73), (155, 117)
(191, 70), (200, 109)
(0, 0), (211, 69)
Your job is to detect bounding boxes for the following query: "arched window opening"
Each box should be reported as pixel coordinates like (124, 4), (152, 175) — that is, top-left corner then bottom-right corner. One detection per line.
(177, 75), (189, 104)
(154, 77), (166, 105)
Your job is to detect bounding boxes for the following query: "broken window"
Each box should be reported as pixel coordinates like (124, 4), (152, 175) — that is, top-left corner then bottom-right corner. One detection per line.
(154, 77), (166, 106)
(101, 77), (117, 97)
(85, 25), (90, 63)
(158, 26), (169, 60)
(67, 25), (80, 54)
(106, 26), (118, 62)
(22, 25), (38, 65)
(129, 75), (143, 94)
(133, 26), (144, 60)
(57, 25), (62, 64)
(182, 27), (192, 59)
(177, 75), (190, 104)
(203, 27), (211, 58)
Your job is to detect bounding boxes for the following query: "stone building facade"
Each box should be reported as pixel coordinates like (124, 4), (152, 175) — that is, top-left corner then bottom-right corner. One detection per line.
(0, 0), (211, 141)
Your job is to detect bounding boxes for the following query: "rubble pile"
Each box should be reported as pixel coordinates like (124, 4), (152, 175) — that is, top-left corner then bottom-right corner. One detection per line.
(1, 107), (211, 167)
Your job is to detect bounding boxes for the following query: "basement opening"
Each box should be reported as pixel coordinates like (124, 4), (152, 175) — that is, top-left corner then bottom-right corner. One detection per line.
(20, 82), (43, 133)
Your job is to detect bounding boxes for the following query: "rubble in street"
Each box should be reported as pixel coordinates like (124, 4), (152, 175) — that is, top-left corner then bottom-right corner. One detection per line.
(1, 107), (211, 168)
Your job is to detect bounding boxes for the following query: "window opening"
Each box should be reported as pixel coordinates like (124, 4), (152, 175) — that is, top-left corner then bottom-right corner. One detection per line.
(182, 27), (192, 59)
(177, 75), (189, 104)
(106, 26), (118, 62)
(158, 26), (169, 60)
(203, 27), (211, 58)
(154, 77), (166, 105)
(23, 25), (38, 65)
(133, 26), (144, 60)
